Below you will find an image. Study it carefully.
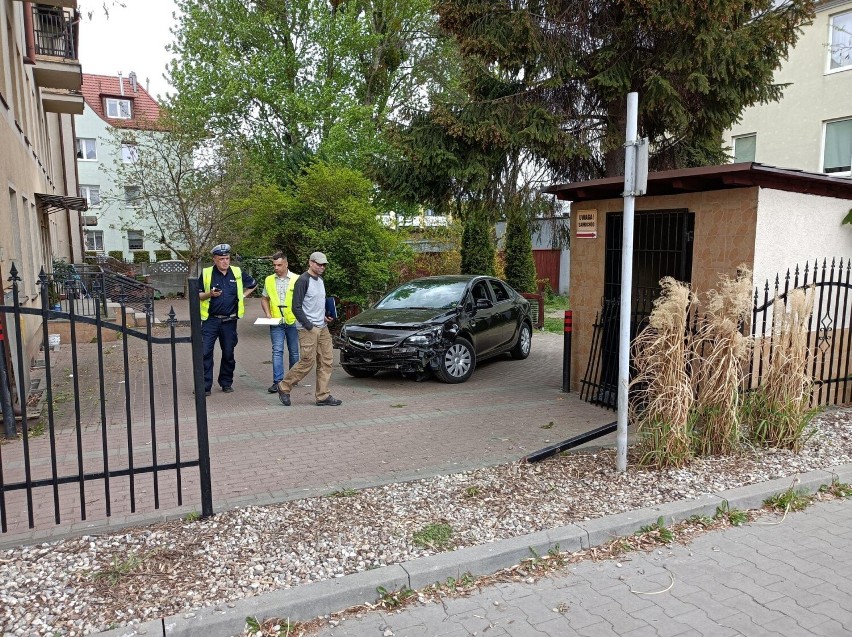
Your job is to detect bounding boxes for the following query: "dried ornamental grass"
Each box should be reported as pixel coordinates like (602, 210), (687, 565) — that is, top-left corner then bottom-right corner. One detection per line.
(691, 267), (754, 456)
(630, 277), (695, 468)
(743, 287), (816, 450)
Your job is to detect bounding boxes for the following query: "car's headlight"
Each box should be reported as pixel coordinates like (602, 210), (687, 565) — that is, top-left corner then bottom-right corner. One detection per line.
(403, 326), (442, 346)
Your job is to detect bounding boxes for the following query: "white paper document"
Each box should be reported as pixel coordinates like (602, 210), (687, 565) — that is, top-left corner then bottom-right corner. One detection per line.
(254, 318), (283, 325)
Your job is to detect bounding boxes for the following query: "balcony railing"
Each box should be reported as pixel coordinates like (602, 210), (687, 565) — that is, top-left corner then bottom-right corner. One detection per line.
(32, 4), (78, 59)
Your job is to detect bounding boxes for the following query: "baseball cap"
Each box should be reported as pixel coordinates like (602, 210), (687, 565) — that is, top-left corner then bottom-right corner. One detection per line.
(309, 251), (328, 264)
(211, 243), (231, 256)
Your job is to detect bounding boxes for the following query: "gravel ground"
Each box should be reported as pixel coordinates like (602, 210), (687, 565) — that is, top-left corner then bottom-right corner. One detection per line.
(2, 407), (851, 636)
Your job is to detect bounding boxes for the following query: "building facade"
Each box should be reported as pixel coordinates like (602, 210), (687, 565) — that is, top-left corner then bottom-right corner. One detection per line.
(1, 0), (85, 389)
(75, 71), (165, 261)
(726, 0), (852, 174)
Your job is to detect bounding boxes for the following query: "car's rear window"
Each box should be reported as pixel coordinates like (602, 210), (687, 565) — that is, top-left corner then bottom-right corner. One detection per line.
(376, 280), (469, 309)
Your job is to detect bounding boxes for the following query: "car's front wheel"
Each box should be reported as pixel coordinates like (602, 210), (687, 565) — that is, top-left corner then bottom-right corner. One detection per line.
(510, 322), (532, 360)
(436, 337), (476, 383)
(341, 364), (378, 378)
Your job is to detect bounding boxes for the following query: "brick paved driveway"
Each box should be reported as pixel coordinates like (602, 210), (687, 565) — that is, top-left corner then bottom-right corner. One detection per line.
(0, 300), (616, 545)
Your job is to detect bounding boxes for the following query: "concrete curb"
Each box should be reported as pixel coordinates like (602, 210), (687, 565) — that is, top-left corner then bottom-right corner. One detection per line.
(99, 462), (852, 637)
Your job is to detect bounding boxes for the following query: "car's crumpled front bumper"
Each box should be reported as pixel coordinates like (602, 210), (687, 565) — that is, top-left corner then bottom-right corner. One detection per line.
(339, 327), (451, 372)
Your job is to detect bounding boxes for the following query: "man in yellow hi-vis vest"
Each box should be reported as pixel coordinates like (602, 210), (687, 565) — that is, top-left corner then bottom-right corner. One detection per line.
(260, 252), (300, 393)
(198, 244), (257, 395)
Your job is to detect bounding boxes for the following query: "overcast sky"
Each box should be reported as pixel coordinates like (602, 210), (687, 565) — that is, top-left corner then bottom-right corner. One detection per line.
(77, 0), (179, 101)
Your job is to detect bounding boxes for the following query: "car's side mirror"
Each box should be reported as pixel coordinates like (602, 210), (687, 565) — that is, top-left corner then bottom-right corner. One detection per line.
(475, 298), (493, 309)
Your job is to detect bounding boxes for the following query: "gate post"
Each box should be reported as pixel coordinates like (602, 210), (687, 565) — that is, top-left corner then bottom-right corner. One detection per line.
(188, 278), (214, 518)
(562, 310), (572, 393)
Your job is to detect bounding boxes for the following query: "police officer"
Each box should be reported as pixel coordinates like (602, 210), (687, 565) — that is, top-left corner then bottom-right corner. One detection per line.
(198, 244), (257, 395)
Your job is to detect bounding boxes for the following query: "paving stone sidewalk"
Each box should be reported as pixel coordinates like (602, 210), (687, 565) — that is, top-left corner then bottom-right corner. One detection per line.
(314, 496), (852, 637)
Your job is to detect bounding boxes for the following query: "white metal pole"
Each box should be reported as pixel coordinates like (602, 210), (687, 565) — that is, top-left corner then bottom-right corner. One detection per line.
(617, 92), (639, 473)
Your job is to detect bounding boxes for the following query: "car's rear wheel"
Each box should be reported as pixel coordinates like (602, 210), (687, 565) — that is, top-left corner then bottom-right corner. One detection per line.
(342, 364), (378, 378)
(436, 337), (476, 383)
(510, 323), (532, 360)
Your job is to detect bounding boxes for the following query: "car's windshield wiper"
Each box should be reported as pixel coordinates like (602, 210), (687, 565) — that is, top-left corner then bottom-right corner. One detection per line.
(404, 306), (437, 310)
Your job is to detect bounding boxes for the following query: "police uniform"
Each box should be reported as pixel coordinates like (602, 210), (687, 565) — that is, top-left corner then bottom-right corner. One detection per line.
(198, 244), (257, 393)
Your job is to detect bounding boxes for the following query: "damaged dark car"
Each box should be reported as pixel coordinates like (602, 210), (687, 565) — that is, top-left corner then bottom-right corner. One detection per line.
(338, 275), (532, 383)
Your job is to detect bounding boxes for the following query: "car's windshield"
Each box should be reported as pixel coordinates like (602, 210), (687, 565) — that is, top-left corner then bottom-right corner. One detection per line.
(375, 280), (469, 310)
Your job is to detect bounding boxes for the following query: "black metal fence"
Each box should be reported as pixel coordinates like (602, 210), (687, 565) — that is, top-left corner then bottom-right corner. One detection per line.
(749, 258), (851, 407)
(580, 257), (852, 410)
(0, 264), (212, 534)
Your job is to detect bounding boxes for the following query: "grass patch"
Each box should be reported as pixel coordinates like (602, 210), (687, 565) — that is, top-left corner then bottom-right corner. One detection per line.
(714, 502), (749, 526)
(327, 487), (358, 498)
(819, 479), (852, 499)
(764, 486), (812, 513)
(412, 522), (453, 550)
(542, 317), (564, 334)
(92, 551), (145, 585)
(636, 516), (674, 544)
(376, 585), (416, 609)
(544, 294), (570, 311)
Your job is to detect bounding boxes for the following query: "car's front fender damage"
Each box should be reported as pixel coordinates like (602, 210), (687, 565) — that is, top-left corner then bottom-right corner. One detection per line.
(340, 321), (460, 373)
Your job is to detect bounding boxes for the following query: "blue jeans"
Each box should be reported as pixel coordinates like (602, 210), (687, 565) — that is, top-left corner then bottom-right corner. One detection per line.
(270, 323), (300, 382)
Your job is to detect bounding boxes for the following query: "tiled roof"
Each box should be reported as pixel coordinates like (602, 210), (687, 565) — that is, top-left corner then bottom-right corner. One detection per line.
(80, 73), (161, 129)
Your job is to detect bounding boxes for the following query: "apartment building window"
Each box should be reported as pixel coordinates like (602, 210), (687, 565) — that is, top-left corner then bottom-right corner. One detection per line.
(121, 143), (138, 163)
(823, 118), (852, 174)
(79, 185), (101, 207)
(85, 230), (104, 252)
(124, 185), (141, 206)
(76, 137), (97, 160)
(829, 11), (852, 71)
(105, 97), (132, 119)
(733, 134), (756, 163)
(127, 230), (144, 251)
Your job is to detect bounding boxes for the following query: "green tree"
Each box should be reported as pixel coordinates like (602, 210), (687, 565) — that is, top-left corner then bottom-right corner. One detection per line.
(168, 0), (456, 179)
(232, 162), (413, 306)
(382, 0), (814, 203)
(503, 201), (536, 294)
(460, 206), (495, 276)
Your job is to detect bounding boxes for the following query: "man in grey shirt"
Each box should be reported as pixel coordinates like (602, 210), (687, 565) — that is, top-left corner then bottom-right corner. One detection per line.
(277, 252), (342, 406)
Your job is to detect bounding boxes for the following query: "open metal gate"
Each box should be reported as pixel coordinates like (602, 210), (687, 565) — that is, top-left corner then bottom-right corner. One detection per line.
(0, 264), (212, 534)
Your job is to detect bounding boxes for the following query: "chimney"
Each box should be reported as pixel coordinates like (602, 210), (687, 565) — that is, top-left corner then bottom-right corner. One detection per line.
(129, 71), (138, 93)
(118, 71), (124, 95)
(146, 78), (150, 93)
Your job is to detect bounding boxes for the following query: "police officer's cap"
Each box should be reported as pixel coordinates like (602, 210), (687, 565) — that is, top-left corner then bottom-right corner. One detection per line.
(211, 243), (231, 256)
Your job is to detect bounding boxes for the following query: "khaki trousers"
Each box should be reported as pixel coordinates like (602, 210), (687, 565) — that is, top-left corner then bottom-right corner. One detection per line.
(279, 326), (333, 401)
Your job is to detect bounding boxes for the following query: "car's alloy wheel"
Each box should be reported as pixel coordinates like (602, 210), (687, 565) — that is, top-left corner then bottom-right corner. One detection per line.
(511, 323), (532, 360)
(436, 337), (476, 383)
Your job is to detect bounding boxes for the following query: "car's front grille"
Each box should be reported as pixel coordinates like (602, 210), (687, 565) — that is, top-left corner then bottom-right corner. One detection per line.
(346, 337), (396, 351)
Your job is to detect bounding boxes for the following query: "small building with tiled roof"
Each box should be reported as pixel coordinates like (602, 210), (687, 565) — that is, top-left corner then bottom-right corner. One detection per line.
(75, 72), (174, 261)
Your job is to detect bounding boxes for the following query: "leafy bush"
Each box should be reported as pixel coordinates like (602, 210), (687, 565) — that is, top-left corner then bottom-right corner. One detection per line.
(460, 206), (494, 276)
(504, 206), (536, 293)
(132, 251), (151, 264)
(108, 250), (125, 262)
(154, 249), (172, 262)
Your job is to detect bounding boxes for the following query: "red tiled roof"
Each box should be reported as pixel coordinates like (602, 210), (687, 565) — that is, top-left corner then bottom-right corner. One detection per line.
(81, 73), (161, 129)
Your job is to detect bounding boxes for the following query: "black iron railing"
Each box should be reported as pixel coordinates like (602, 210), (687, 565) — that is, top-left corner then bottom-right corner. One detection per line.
(32, 5), (78, 59)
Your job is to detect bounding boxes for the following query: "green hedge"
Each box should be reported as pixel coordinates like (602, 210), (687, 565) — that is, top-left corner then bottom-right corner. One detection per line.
(132, 250), (151, 264)
(154, 249), (172, 262)
(108, 250), (125, 261)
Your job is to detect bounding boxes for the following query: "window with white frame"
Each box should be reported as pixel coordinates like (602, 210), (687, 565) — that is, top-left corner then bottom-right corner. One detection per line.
(121, 143), (138, 163)
(823, 118), (852, 174)
(105, 97), (132, 119)
(75, 137), (97, 160)
(85, 230), (104, 252)
(733, 134), (756, 163)
(127, 230), (144, 251)
(829, 11), (852, 71)
(124, 185), (141, 206)
(79, 185), (100, 207)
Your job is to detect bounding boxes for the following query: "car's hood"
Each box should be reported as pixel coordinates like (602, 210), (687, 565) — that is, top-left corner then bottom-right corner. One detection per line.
(344, 307), (455, 329)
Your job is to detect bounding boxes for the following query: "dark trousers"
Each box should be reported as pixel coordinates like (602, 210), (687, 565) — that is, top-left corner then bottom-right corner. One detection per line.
(201, 317), (239, 390)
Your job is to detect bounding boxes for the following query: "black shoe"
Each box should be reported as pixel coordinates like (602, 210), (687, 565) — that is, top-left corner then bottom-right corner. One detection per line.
(316, 395), (342, 406)
(268, 384), (280, 394)
(278, 389), (291, 406)
(222, 386), (234, 393)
